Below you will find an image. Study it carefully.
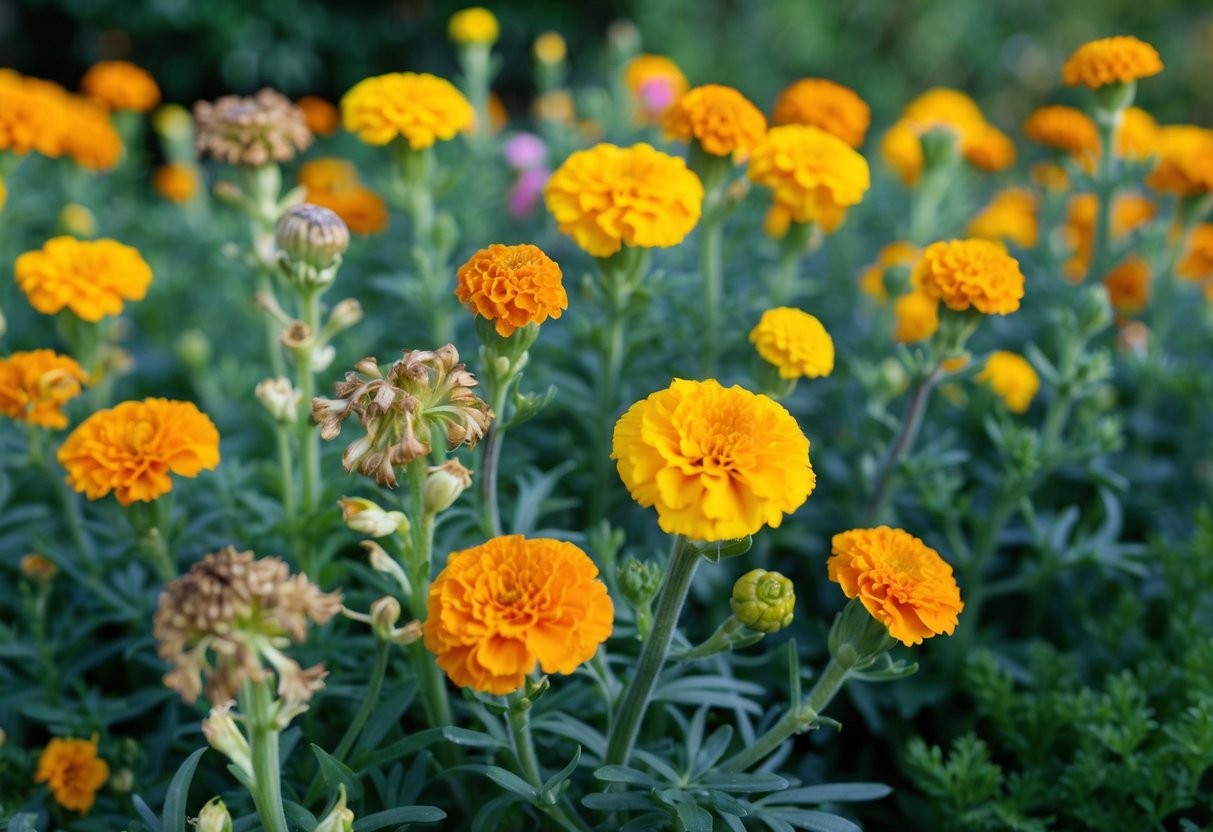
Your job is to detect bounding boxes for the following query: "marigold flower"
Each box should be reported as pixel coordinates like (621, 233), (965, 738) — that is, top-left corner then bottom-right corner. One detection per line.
(534, 31), (567, 64)
(449, 6), (499, 46)
(63, 96), (123, 171)
(533, 90), (575, 123)
(730, 569), (795, 633)
(963, 123), (1016, 172)
(194, 89), (312, 165)
(21, 553), (59, 582)
(859, 241), (920, 302)
(1062, 192), (1157, 278)
(880, 120), (924, 186)
(893, 291), (940, 344)
(748, 124), (870, 234)
(1103, 256), (1151, 313)
(771, 78), (870, 148)
(1062, 36), (1163, 89)
(341, 72), (473, 149)
(15, 236), (152, 322)
(1031, 162), (1070, 192)
(1116, 106), (1158, 159)
(0, 350), (88, 429)
(297, 158), (388, 235)
(828, 526), (963, 646)
(152, 162), (198, 203)
(662, 84), (767, 160)
(624, 55), (688, 123)
(1146, 125), (1213, 196)
(58, 398), (220, 505)
(0, 70), (69, 157)
(455, 243), (566, 337)
(1178, 224), (1213, 281)
(35, 736), (109, 814)
(977, 351), (1040, 413)
(543, 142), (703, 257)
(902, 88), (986, 138)
(297, 95), (340, 136)
(966, 188), (1039, 249)
(424, 535), (613, 695)
(81, 60), (160, 112)
(612, 379), (814, 541)
(0, 177), (6, 211)
(749, 307), (834, 380)
(913, 239), (1025, 315)
(1024, 105), (1099, 166)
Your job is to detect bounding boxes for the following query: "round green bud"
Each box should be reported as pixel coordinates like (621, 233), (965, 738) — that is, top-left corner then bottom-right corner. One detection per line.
(617, 557), (662, 607)
(275, 203), (349, 273)
(730, 568), (795, 633)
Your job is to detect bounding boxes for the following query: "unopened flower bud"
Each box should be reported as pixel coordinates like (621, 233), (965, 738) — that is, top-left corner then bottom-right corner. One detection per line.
(312, 344), (336, 373)
(423, 459), (473, 515)
(212, 180), (244, 206)
(617, 557), (662, 607)
(361, 541), (410, 592)
(730, 569), (795, 633)
(20, 553), (58, 583)
(256, 376), (302, 424)
(315, 785), (354, 832)
(202, 703), (253, 780)
(194, 797), (233, 832)
(109, 767), (134, 794)
(369, 596), (423, 645)
(339, 497), (409, 538)
(533, 31), (567, 65)
(276, 203), (349, 273)
(607, 19), (641, 58)
(154, 104), (194, 142)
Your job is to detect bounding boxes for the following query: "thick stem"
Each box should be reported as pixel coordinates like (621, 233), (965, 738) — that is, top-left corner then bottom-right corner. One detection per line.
(700, 218), (724, 373)
(295, 288), (322, 575)
(481, 376), (514, 537)
(1086, 116), (1121, 284)
(865, 366), (943, 524)
(507, 695), (593, 832)
(245, 681), (290, 832)
(588, 306), (628, 523)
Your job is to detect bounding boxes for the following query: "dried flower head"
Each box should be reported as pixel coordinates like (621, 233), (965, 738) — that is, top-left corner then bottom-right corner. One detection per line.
(0, 349), (88, 429)
(20, 553), (59, 582)
(35, 736), (110, 814)
(966, 188), (1039, 249)
(194, 88), (313, 166)
(15, 236), (152, 322)
(662, 84), (768, 160)
(771, 78), (870, 148)
(977, 351), (1040, 413)
(912, 239), (1025, 315)
(1103, 256), (1151, 314)
(81, 60), (160, 112)
(455, 243), (567, 336)
(624, 55), (689, 123)
(1062, 36), (1163, 89)
(341, 72), (473, 149)
(749, 307), (835, 380)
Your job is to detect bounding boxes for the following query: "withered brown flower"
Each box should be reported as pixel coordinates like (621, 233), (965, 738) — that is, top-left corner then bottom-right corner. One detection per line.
(194, 88), (313, 166)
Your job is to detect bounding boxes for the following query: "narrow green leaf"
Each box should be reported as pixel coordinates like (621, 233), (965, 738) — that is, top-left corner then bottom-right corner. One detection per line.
(353, 806), (447, 830)
(162, 747), (207, 832)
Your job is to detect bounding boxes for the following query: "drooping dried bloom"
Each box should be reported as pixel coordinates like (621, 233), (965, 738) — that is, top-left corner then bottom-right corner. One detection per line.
(749, 307), (834, 380)
(81, 61), (160, 112)
(424, 535), (613, 694)
(880, 121), (924, 186)
(859, 241), (920, 302)
(0, 350), (88, 429)
(313, 347), (493, 487)
(771, 78), (870, 148)
(296, 96), (340, 136)
(35, 736), (109, 814)
(1062, 36), (1163, 89)
(966, 189), (1039, 249)
(1062, 192), (1157, 279)
(448, 6), (499, 45)
(154, 546), (341, 706)
(731, 569), (795, 633)
(1024, 105), (1099, 167)
(828, 526), (963, 646)
(58, 398), (220, 505)
(977, 351), (1040, 413)
(624, 55), (688, 123)
(1103, 256), (1151, 313)
(455, 243), (566, 336)
(613, 379), (814, 541)
(15, 237), (152, 322)
(0, 70), (69, 157)
(893, 291), (940, 344)
(1178, 224), (1213, 282)
(662, 84), (767, 160)
(1146, 125), (1213, 196)
(963, 123), (1016, 172)
(341, 73), (473, 149)
(1115, 107), (1159, 159)
(194, 88), (313, 165)
(544, 142), (703, 257)
(912, 239), (1025, 315)
(747, 124), (870, 235)
(152, 163), (198, 203)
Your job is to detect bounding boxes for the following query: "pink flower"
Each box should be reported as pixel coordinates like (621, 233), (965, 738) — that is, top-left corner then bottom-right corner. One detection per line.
(503, 132), (548, 171)
(508, 168), (550, 218)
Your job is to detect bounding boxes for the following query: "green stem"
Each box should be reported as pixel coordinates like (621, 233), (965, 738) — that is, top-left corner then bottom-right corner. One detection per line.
(244, 681), (290, 832)
(865, 366), (943, 524)
(332, 640), (389, 762)
(258, 268), (286, 378)
(588, 300), (628, 524)
(1086, 115), (1121, 283)
(296, 288), (322, 575)
(276, 423), (298, 532)
(700, 218), (724, 373)
(604, 535), (701, 766)
(481, 375), (514, 537)
(405, 461), (455, 732)
(772, 240), (800, 305)
(957, 485), (1023, 637)
(908, 165), (952, 246)
(506, 695), (593, 832)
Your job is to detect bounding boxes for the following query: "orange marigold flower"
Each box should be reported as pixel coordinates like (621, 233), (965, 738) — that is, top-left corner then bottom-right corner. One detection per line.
(977, 351), (1040, 413)
(341, 72), (473, 149)
(913, 239), (1024, 315)
(81, 60), (160, 112)
(859, 241), (920, 302)
(152, 162), (198, 203)
(1062, 35), (1163, 89)
(963, 123), (1016, 172)
(1103, 256), (1151, 313)
(662, 84), (767, 160)
(544, 142), (703, 257)
(424, 535), (613, 695)
(612, 379), (814, 541)
(15, 237), (152, 322)
(1178, 224), (1213, 281)
(748, 124), (870, 235)
(35, 736), (109, 815)
(306, 186), (389, 236)
(0, 70), (69, 157)
(63, 96), (123, 171)
(1024, 105), (1099, 166)
(749, 307), (834, 380)
(624, 54), (688, 123)
(1031, 162), (1071, 192)
(298, 157), (359, 191)
(880, 120), (924, 187)
(1062, 192), (1157, 279)
(1116, 106), (1158, 160)
(902, 87), (985, 140)
(771, 78), (870, 148)
(967, 188), (1039, 249)
(1146, 125), (1213, 196)
(0, 350), (88, 429)
(893, 291), (940, 343)
(455, 243), (567, 336)
(58, 398), (220, 505)
(297, 95), (340, 136)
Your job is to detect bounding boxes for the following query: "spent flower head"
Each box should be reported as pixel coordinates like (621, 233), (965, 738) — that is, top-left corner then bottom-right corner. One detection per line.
(194, 88), (313, 166)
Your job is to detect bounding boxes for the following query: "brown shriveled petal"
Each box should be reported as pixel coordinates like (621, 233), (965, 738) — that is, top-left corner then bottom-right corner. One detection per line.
(194, 88), (313, 166)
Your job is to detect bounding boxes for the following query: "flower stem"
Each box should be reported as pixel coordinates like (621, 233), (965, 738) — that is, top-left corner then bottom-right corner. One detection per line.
(258, 268), (286, 378)
(481, 375), (514, 537)
(700, 218), (724, 374)
(295, 287), (322, 575)
(332, 639), (389, 762)
(244, 681), (290, 832)
(1086, 115), (1121, 283)
(506, 693), (593, 832)
(276, 423), (298, 532)
(865, 366), (943, 524)
(604, 535), (701, 766)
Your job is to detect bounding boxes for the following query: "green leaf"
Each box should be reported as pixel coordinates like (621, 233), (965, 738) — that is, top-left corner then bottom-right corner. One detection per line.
(282, 802), (318, 831)
(541, 745), (582, 803)
(485, 765), (539, 801)
(661, 791), (713, 832)
(6, 815), (37, 832)
(582, 793), (657, 812)
(594, 765), (660, 786)
(442, 726), (507, 748)
(472, 795), (521, 832)
(162, 747), (207, 832)
(312, 743), (364, 801)
(769, 783), (892, 804)
(700, 772), (788, 793)
(766, 808), (863, 832)
(133, 795), (162, 832)
(353, 806), (447, 830)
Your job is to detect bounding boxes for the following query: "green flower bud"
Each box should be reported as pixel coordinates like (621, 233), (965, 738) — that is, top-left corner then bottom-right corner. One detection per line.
(730, 569), (795, 633)
(338, 497), (409, 538)
(276, 203), (349, 278)
(617, 557), (662, 608)
(315, 785), (354, 832)
(201, 703), (252, 780)
(195, 797), (233, 832)
(828, 597), (897, 667)
(369, 596), (422, 645)
(423, 459), (473, 515)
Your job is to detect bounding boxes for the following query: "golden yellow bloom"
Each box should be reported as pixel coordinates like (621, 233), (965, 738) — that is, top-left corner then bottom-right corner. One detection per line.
(1146, 125), (1213, 196)
(544, 142), (703, 257)
(747, 124), (870, 234)
(880, 120), (924, 186)
(1030, 162), (1070, 192)
(963, 123), (1016, 172)
(0, 177), (6, 211)
(893, 291), (940, 344)
(63, 96), (123, 171)
(152, 163), (198, 203)
(58, 398), (220, 505)
(35, 736), (109, 815)
(1116, 107), (1158, 159)
(0, 350), (88, 429)
(341, 73), (473, 149)
(902, 88), (985, 138)
(662, 84), (767, 160)
(771, 78), (870, 148)
(977, 351), (1040, 413)
(612, 379), (814, 540)
(859, 241), (920, 302)
(1103, 256), (1151, 313)
(1023, 105), (1099, 166)
(0, 70), (69, 157)
(1062, 192), (1157, 279)
(424, 535), (613, 695)
(624, 55), (689, 123)
(534, 31), (567, 64)
(1062, 36), (1163, 89)
(455, 243), (567, 336)
(828, 527), (963, 646)
(15, 237), (152, 322)
(966, 188), (1039, 249)
(297, 95), (340, 136)
(913, 239), (1025, 315)
(749, 307), (834, 380)
(298, 158), (388, 235)
(81, 60), (160, 112)
(60, 204), (96, 238)
(1178, 224), (1213, 281)
(449, 7), (499, 46)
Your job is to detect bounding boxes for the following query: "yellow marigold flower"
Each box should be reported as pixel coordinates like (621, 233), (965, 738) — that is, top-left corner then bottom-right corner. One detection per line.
(81, 60), (160, 112)
(341, 72), (473, 149)
(859, 241), (920, 302)
(966, 188), (1039, 249)
(448, 6), (499, 46)
(771, 78), (870, 148)
(297, 95), (340, 136)
(534, 31), (567, 65)
(15, 237), (152, 322)
(0, 70), (69, 157)
(1062, 35), (1163, 89)
(1116, 106), (1158, 160)
(1146, 125), (1213, 196)
(1030, 162), (1070, 192)
(612, 379), (814, 541)
(913, 239), (1025, 315)
(977, 351), (1040, 413)
(1023, 105), (1099, 166)
(880, 120), (924, 187)
(662, 84), (767, 160)
(828, 527), (963, 646)
(963, 123), (1016, 172)
(1103, 256), (1151, 313)
(152, 163), (198, 203)
(747, 124), (870, 234)
(35, 736), (109, 815)
(63, 96), (123, 171)
(624, 54), (689, 123)
(902, 87), (985, 139)
(0, 177), (6, 211)
(893, 291), (940, 343)
(424, 535), (613, 695)
(1178, 224), (1213, 281)
(455, 243), (567, 336)
(58, 398), (220, 505)
(0, 349), (88, 429)
(749, 307), (834, 380)
(544, 142), (703, 257)
(1062, 193), (1157, 279)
